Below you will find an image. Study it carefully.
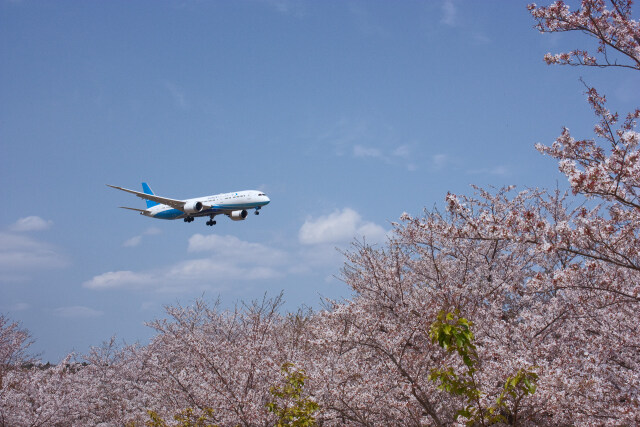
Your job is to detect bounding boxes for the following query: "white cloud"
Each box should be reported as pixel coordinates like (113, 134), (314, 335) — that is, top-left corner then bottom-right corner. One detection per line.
(472, 31), (490, 45)
(353, 145), (383, 158)
(299, 208), (387, 245)
(162, 80), (188, 109)
(123, 236), (142, 248)
(264, 0), (307, 17)
(294, 244), (345, 273)
(86, 234), (289, 292)
(10, 216), (53, 232)
(169, 258), (283, 283)
(354, 144), (416, 170)
(83, 270), (154, 290)
(122, 227), (162, 248)
(394, 145), (417, 171)
(0, 232), (68, 275)
(393, 145), (410, 158)
(318, 118), (369, 156)
(188, 234), (288, 264)
(8, 302), (30, 312)
(317, 118), (415, 170)
(441, 0), (457, 26)
(53, 306), (103, 318)
(432, 153), (448, 170)
(145, 227), (162, 236)
(357, 222), (388, 241)
(87, 218), (387, 294)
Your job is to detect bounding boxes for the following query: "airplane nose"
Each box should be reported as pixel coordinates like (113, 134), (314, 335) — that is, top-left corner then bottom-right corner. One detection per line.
(264, 196), (270, 204)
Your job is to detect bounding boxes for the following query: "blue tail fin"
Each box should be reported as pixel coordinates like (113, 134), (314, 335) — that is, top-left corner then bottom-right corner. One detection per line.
(141, 182), (159, 208)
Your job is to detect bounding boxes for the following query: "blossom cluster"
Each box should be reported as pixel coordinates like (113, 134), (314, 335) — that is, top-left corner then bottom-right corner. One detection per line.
(529, 0), (640, 70)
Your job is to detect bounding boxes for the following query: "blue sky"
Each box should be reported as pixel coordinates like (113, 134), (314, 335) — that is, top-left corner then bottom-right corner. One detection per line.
(2, 0), (639, 362)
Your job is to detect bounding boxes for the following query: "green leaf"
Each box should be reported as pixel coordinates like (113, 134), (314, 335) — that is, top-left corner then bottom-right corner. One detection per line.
(462, 354), (473, 368)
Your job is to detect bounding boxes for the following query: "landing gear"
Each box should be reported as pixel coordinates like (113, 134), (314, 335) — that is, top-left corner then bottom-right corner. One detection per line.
(184, 217), (194, 223)
(206, 215), (217, 226)
(255, 207), (261, 215)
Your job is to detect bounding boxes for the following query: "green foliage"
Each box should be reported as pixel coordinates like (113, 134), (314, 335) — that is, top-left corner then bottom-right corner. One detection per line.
(494, 367), (539, 424)
(143, 407), (218, 427)
(266, 362), (319, 427)
(429, 310), (538, 426)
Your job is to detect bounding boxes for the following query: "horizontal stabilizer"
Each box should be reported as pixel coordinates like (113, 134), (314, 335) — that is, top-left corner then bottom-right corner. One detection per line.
(119, 206), (147, 213)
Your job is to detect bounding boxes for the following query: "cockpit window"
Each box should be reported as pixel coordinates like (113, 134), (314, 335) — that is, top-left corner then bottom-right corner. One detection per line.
(258, 193), (265, 196)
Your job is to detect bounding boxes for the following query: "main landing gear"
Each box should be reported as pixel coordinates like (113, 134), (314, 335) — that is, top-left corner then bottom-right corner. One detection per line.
(184, 217), (194, 223)
(206, 215), (217, 226)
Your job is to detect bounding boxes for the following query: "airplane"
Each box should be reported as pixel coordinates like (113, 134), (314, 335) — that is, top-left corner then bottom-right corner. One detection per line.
(107, 183), (270, 226)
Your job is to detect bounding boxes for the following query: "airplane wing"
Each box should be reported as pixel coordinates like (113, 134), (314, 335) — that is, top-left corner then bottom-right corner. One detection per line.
(107, 185), (187, 211)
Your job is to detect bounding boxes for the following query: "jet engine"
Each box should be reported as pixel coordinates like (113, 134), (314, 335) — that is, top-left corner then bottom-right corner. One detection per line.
(228, 210), (248, 221)
(183, 200), (204, 214)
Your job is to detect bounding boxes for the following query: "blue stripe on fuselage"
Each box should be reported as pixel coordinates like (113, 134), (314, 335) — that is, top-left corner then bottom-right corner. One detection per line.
(152, 201), (268, 220)
(210, 202), (269, 209)
(152, 208), (184, 219)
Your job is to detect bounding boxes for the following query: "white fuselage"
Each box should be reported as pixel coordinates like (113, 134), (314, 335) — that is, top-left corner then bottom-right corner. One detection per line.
(147, 190), (270, 220)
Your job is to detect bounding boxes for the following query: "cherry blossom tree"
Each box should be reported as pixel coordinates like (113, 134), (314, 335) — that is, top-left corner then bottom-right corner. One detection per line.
(0, 352), (80, 426)
(0, 315), (32, 390)
(528, 0), (640, 70)
(1, 2), (638, 426)
(130, 293), (315, 426)
(306, 189), (556, 426)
